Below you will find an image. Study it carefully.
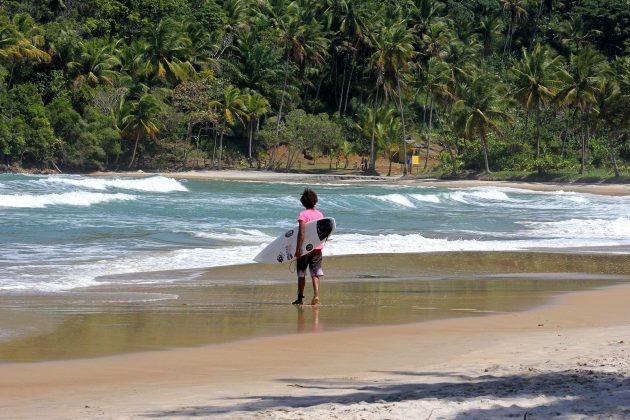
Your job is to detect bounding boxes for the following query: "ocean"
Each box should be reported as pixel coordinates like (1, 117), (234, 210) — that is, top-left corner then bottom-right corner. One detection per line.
(1, 173), (629, 294)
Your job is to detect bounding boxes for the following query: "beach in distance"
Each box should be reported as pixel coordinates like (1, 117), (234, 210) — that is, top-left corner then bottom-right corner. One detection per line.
(0, 171), (629, 418)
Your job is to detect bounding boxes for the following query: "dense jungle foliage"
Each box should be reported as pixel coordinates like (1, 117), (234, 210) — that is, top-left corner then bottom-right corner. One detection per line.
(0, 0), (628, 176)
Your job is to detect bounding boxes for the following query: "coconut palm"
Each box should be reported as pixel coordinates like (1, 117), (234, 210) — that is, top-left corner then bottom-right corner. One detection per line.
(139, 18), (195, 86)
(499, 0), (528, 57)
(67, 38), (122, 88)
(477, 14), (503, 57)
(422, 56), (452, 171)
(272, 1), (329, 133)
(593, 77), (623, 177)
(376, 108), (402, 176)
(0, 14), (50, 85)
(369, 20), (415, 174)
(553, 15), (602, 53)
(121, 94), (163, 169)
(554, 49), (607, 174)
(243, 91), (271, 162)
(408, 0), (446, 40)
(232, 32), (285, 103)
(510, 44), (568, 169)
(208, 85), (247, 170)
(453, 74), (513, 173)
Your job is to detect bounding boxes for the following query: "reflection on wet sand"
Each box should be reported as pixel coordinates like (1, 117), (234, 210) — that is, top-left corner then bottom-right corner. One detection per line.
(0, 252), (627, 362)
(296, 305), (321, 334)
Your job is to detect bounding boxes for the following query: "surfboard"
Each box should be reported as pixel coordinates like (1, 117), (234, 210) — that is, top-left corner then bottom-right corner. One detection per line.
(254, 217), (336, 264)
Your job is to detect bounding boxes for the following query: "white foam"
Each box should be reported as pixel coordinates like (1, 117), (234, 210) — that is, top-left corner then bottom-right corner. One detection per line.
(521, 217), (630, 239)
(39, 175), (188, 193)
(0, 192), (136, 208)
(370, 194), (416, 208)
(447, 188), (511, 204)
(194, 229), (274, 244)
(410, 194), (441, 203)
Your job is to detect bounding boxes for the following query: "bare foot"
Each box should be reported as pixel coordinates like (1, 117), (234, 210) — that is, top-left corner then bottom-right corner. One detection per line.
(310, 297), (319, 306)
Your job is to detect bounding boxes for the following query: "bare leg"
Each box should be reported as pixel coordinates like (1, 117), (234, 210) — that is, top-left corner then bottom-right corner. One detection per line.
(311, 275), (320, 305)
(292, 276), (306, 305)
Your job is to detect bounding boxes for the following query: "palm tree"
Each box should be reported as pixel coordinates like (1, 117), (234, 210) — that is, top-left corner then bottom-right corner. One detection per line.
(369, 20), (415, 174)
(377, 108), (402, 176)
(408, 0), (446, 40)
(121, 94), (163, 169)
(422, 56), (452, 171)
(453, 74), (513, 173)
(554, 49), (607, 174)
(553, 16), (602, 53)
(232, 32), (285, 102)
(271, 1), (329, 133)
(139, 18), (195, 86)
(208, 85), (247, 170)
(499, 0), (528, 58)
(243, 91), (271, 162)
(421, 20), (452, 59)
(477, 14), (503, 57)
(510, 44), (568, 170)
(0, 14), (50, 85)
(593, 77), (622, 177)
(67, 38), (122, 88)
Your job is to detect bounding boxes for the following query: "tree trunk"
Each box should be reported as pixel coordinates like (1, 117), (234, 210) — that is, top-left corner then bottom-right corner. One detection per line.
(276, 53), (291, 135)
(424, 96), (433, 171)
(481, 130), (491, 173)
(218, 129), (225, 170)
(128, 132), (140, 169)
(343, 62), (355, 115)
(212, 128), (218, 168)
(370, 85), (380, 173)
(338, 59), (346, 114)
(397, 77), (408, 176)
(607, 133), (620, 177)
(448, 143), (458, 177)
(529, 0), (544, 51)
(387, 156), (392, 176)
(580, 111), (587, 174)
(248, 120), (254, 161)
(536, 109), (542, 174)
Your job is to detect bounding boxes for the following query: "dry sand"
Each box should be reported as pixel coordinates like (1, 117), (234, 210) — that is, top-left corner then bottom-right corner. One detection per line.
(90, 169), (630, 196)
(0, 281), (628, 419)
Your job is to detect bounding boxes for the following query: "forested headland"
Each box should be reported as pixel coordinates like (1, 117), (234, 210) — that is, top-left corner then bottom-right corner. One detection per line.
(0, 0), (628, 178)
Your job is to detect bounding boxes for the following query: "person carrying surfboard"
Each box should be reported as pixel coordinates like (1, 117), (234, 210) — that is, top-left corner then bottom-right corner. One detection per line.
(293, 188), (325, 306)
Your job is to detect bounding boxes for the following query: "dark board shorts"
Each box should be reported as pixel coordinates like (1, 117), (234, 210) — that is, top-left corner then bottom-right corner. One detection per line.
(297, 249), (323, 278)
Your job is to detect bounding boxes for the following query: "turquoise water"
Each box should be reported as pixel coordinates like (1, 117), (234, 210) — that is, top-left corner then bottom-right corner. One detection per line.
(1, 174), (629, 293)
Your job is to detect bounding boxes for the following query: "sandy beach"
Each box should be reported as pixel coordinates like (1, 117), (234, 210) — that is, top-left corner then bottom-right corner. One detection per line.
(2, 172), (628, 418)
(0, 252), (628, 419)
(90, 169), (630, 196)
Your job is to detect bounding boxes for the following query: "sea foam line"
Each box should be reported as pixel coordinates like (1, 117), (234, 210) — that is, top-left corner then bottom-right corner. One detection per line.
(0, 192), (136, 208)
(38, 175), (188, 193)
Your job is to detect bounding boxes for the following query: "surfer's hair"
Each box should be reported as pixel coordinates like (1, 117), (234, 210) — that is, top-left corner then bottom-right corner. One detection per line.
(300, 188), (318, 209)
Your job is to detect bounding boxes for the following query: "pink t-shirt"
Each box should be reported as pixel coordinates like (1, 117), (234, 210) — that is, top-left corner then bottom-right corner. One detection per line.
(298, 208), (324, 250)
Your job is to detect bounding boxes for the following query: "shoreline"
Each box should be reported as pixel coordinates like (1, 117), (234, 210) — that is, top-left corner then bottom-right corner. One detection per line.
(87, 169), (630, 196)
(0, 281), (628, 418)
(1, 252), (628, 362)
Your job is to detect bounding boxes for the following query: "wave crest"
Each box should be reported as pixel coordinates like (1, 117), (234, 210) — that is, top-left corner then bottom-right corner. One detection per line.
(0, 192), (136, 208)
(39, 175), (188, 193)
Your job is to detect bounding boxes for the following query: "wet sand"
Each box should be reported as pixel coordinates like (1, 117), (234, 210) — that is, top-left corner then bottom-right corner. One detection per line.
(90, 169), (630, 196)
(0, 253), (630, 418)
(1, 252), (628, 362)
(0, 251), (628, 418)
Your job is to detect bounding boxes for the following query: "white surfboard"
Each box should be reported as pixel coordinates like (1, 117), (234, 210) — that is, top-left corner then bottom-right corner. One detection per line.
(254, 217), (336, 264)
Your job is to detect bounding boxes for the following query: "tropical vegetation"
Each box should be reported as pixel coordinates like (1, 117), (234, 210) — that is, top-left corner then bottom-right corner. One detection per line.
(0, 0), (628, 177)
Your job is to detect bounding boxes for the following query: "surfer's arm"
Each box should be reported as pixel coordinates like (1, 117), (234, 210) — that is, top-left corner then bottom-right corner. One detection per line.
(295, 220), (306, 258)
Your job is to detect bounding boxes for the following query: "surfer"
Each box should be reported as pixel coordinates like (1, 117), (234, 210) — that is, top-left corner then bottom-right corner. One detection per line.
(293, 188), (324, 306)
